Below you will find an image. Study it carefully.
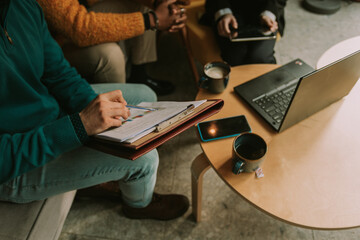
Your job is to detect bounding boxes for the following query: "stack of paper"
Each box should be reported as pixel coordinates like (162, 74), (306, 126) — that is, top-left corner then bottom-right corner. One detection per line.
(95, 100), (206, 143)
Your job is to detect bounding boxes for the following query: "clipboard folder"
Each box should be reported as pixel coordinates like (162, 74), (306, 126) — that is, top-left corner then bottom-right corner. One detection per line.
(86, 99), (224, 160)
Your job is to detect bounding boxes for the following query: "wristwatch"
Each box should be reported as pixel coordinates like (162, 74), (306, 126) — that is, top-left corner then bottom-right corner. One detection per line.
(148, 10), (159, 31)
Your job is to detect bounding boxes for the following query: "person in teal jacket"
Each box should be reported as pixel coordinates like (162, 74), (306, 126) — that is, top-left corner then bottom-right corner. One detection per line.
(0, 0), (189, 220)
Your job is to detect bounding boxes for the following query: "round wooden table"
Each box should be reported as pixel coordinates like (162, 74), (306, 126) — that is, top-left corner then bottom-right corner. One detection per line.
(317, 36), (360, 69)
(191, 64), (360, 229)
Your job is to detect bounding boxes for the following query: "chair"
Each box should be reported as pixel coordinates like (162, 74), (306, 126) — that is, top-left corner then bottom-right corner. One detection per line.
(181, 0), (222, 83)
(0, 191), (76, 240)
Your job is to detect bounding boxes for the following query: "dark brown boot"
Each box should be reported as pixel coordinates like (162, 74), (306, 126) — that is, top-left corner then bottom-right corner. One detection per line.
(122, 193), (189, 220)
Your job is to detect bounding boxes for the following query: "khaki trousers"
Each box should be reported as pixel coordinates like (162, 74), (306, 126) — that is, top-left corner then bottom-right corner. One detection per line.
(63, 0), (157, 83)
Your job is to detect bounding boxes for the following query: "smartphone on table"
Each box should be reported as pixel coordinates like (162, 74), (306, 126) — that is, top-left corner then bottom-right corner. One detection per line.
(197, 115), (251, 142)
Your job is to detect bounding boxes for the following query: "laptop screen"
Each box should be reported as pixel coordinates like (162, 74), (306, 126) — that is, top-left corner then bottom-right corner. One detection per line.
(280, 50), (360, 132)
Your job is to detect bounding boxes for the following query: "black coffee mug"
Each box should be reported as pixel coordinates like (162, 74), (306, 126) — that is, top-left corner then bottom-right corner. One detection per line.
(232, 132), (267, 174)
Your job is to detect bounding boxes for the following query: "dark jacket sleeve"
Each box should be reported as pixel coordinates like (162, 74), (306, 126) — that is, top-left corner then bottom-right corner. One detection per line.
(205, 0), (287, 36)
(205, 0), (232, 21)
(264, 0), (286, 36)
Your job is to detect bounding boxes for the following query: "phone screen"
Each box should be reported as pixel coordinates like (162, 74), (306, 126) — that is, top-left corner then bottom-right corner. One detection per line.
(197, 115), (251, 142)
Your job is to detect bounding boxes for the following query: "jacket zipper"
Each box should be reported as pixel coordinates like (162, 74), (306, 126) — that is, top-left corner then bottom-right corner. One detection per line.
(2, 27), (13, 44)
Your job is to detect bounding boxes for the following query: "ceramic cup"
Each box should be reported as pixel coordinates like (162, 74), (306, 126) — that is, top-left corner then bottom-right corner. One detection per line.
(232, 132), (267, 174)
(199, 61), (231, 93)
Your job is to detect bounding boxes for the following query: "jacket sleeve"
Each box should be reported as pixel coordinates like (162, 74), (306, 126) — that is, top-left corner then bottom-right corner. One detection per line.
(205, 0), (232, 20)
(87, 0), (154, 8)
(40, 6), (98, 113)
(264, 0), (287, 36)
(264, 0), (286, 18)
(0, 117), (83, 184)
(0, 1), (96, 184)
(37, 0), (147, 47)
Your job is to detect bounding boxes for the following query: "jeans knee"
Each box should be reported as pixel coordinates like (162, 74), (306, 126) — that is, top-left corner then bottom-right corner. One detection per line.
(135, 84), (157, 102)
(140, 149), (159, 173)
(127, 149), (159, 181)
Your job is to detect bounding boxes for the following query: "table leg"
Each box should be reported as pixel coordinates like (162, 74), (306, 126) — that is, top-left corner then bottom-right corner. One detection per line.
(191, 152), (211, 222)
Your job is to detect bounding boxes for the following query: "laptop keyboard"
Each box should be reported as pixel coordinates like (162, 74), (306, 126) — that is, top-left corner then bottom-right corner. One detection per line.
(253, 85), (296, 123)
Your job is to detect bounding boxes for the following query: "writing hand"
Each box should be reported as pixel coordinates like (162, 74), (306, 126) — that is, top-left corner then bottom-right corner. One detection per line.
(79, 90), (130, 136)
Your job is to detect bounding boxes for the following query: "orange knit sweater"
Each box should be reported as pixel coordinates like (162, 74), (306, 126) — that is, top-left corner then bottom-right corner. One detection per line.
(37, 0), (154, 47)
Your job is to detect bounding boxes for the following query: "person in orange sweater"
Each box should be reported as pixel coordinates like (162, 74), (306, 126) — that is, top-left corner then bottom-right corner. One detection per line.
(37, 0), (188, 95)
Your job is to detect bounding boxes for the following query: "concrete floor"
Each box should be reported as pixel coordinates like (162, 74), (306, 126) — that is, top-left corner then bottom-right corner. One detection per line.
(59, 0), (360, 239)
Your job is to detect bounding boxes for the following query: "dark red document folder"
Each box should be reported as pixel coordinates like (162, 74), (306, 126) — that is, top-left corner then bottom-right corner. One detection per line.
(86, 99), (224, 160)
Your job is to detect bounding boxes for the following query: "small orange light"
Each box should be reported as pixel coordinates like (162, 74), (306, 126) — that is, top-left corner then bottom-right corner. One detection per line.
(209, 128), (216, 135)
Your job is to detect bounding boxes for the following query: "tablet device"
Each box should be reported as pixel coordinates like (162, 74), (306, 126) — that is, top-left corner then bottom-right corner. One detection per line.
(230, 25), (277, 42)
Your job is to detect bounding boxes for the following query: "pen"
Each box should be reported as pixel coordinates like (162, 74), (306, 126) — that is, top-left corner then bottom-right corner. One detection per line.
(126, 105), (156, 111)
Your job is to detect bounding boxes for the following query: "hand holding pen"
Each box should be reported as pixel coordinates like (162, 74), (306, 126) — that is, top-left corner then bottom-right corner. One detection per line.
(79, 90), (130, 135)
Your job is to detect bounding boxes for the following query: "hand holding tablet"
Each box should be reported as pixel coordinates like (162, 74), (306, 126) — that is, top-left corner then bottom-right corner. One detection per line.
(229, 25), (277, 42)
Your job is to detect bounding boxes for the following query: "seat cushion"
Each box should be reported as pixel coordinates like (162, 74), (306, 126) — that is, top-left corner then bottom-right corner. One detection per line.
(0, 191), (76, 240)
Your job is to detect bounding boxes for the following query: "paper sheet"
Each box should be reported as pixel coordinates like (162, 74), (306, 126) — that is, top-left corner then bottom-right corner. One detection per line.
(95, 100), (206, 142)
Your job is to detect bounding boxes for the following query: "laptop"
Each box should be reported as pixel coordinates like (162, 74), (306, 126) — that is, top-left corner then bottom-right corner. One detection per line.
(234, 50), (360, 132)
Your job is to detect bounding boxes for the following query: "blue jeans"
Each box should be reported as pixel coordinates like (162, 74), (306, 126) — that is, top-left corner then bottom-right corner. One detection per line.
(0, 83), (158, 208)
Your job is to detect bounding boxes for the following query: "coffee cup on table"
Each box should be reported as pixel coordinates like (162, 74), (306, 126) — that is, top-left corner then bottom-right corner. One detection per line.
(232, 132), (267, 174)
(199, 61), (231, 93)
